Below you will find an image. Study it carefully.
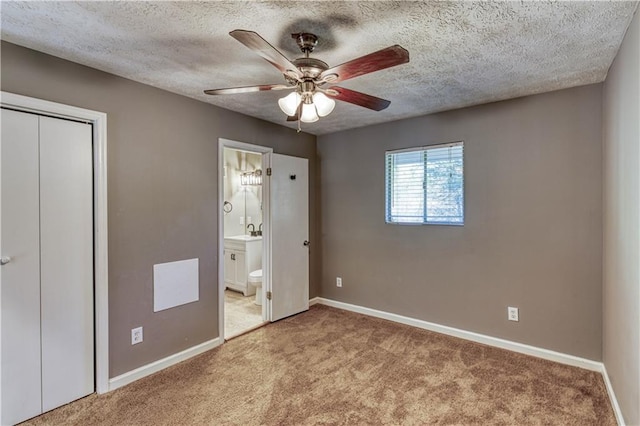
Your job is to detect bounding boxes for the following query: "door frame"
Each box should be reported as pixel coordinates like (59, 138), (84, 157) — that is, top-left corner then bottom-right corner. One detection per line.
(0, 92), (109, 395)
(218, 138), (272, 341)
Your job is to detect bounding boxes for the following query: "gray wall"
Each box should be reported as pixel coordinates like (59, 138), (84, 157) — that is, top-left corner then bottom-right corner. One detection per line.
(603, 6), (640, 425)
(318, 84), (603, 360)
(0, 41), (319, 377)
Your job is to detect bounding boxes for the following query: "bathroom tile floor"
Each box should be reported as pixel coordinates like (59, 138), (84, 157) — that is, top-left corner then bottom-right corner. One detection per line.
(224, 289), (264, 338)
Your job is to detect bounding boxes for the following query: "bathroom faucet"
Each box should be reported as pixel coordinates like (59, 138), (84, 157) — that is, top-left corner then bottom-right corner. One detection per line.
(257, 223), (263, 236)
(247, 223), (257, 237)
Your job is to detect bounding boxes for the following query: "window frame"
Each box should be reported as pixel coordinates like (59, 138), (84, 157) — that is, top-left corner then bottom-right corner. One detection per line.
(385, 141), (465, 226)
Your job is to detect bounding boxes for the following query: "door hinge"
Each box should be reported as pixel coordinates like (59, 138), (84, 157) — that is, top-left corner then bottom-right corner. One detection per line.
(266, 291), (272, 300)
(266, 168), (272, 176)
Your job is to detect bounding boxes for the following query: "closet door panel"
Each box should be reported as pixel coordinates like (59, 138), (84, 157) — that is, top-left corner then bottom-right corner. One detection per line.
(39, 116), (94, 411)
(0, 109), (43, 425)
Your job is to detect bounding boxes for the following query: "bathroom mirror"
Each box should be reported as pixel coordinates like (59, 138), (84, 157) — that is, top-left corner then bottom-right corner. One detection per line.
(223, 148), (263, 238)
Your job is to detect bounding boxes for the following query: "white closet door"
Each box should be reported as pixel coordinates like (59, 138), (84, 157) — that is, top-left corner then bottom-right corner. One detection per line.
(1, 109), (43, 425)
(39, 116), (94, 411)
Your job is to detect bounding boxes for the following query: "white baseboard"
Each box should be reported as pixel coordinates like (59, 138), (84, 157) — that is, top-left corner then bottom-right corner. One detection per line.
(309, 296), (321, 306)
(108, 337), (222, 391)
(313, 298), (602, 371)
(601, 365), (626, 425)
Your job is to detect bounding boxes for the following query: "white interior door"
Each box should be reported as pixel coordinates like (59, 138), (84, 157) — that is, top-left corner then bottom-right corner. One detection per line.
(270, 153), (309, 322)
(1, 110), (94, 424)
(1, 108), (43, 425)
(39, 116), (94, 411)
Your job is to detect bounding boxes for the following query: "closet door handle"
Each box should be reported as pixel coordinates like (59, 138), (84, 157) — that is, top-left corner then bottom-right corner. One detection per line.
(0, 256), (11, 265)
(231, 253), (236, 261)
(303, 240), (310, 247)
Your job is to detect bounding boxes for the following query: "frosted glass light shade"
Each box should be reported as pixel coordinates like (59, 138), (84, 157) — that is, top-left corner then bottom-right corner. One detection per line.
(300, 102), (319, 123)
(278, 92), (301, 116)
(313, 92), (336, 117)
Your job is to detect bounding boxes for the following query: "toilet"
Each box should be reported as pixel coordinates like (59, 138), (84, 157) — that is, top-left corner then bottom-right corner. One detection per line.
(248, 269), (263, 306)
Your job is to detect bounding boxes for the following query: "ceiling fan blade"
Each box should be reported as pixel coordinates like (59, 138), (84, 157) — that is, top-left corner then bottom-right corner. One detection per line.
(320, 45), (409, 84)
(204, 84), (291, 95)
(230, 30), (303, 79)
(326, 86), (391, 111)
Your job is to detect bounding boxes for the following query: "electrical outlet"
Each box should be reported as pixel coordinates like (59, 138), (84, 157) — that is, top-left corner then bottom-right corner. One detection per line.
(239, 216), (244, 225)
(508, 307), (519, 322)
(131, 326), (143, 345)
(336, 277), (342, 287)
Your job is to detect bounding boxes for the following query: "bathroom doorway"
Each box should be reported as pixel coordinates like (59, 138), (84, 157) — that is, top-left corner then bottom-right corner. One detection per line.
(221, 144), (269, 338)
(218, 138), (310, 342)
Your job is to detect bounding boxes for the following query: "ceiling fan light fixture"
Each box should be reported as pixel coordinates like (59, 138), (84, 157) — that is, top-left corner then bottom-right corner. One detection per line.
(278, 91), (301, 116)
(300, 102), (319, 123)
(313, 92), (336, 117)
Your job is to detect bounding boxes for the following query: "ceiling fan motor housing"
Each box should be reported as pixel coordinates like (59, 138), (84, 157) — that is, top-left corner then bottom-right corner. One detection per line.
(292, 57), (329, 80)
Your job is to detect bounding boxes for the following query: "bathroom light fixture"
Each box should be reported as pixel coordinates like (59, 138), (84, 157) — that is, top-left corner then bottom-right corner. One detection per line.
(241, 169), (262, 186)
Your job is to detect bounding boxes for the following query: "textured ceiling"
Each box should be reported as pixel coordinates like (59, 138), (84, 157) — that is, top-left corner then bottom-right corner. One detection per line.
(1, 1), (638, 135)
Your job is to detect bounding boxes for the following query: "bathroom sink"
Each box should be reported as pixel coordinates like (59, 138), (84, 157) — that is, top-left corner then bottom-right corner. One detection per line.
(224, 235), (262, 242)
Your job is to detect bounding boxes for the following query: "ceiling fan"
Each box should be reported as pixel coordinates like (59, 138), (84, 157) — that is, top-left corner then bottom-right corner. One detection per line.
(204, 30), (409, 124)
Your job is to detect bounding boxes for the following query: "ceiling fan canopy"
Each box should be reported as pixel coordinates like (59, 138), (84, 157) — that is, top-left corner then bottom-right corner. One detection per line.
(204, 29), (410, 124)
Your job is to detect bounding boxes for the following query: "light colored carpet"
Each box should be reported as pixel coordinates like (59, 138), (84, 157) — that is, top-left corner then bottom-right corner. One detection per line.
(224, 289), (263, 338)
(23, 305), (615, 425)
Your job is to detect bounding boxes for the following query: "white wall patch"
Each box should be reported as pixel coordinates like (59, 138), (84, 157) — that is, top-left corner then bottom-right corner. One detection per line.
(153, 258), (199, 312)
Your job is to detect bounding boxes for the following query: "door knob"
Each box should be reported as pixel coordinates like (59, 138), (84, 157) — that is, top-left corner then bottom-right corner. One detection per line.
(0, 256), (11, 265)
(303, 240), (310, 247)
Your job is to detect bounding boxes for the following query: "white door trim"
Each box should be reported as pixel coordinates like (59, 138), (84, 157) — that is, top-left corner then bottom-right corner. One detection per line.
(218, 138), (272, 341)
(0, 91), (109, 395)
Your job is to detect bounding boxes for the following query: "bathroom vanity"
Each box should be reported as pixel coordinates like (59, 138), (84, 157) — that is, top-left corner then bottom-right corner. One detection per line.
(223, 235), (262, 296)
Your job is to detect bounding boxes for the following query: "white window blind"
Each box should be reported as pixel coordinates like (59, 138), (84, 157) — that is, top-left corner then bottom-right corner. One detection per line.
(385, 142), (464, 225)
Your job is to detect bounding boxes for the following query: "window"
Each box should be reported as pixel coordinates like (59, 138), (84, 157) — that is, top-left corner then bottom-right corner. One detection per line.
(385, 142), (464, 225)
